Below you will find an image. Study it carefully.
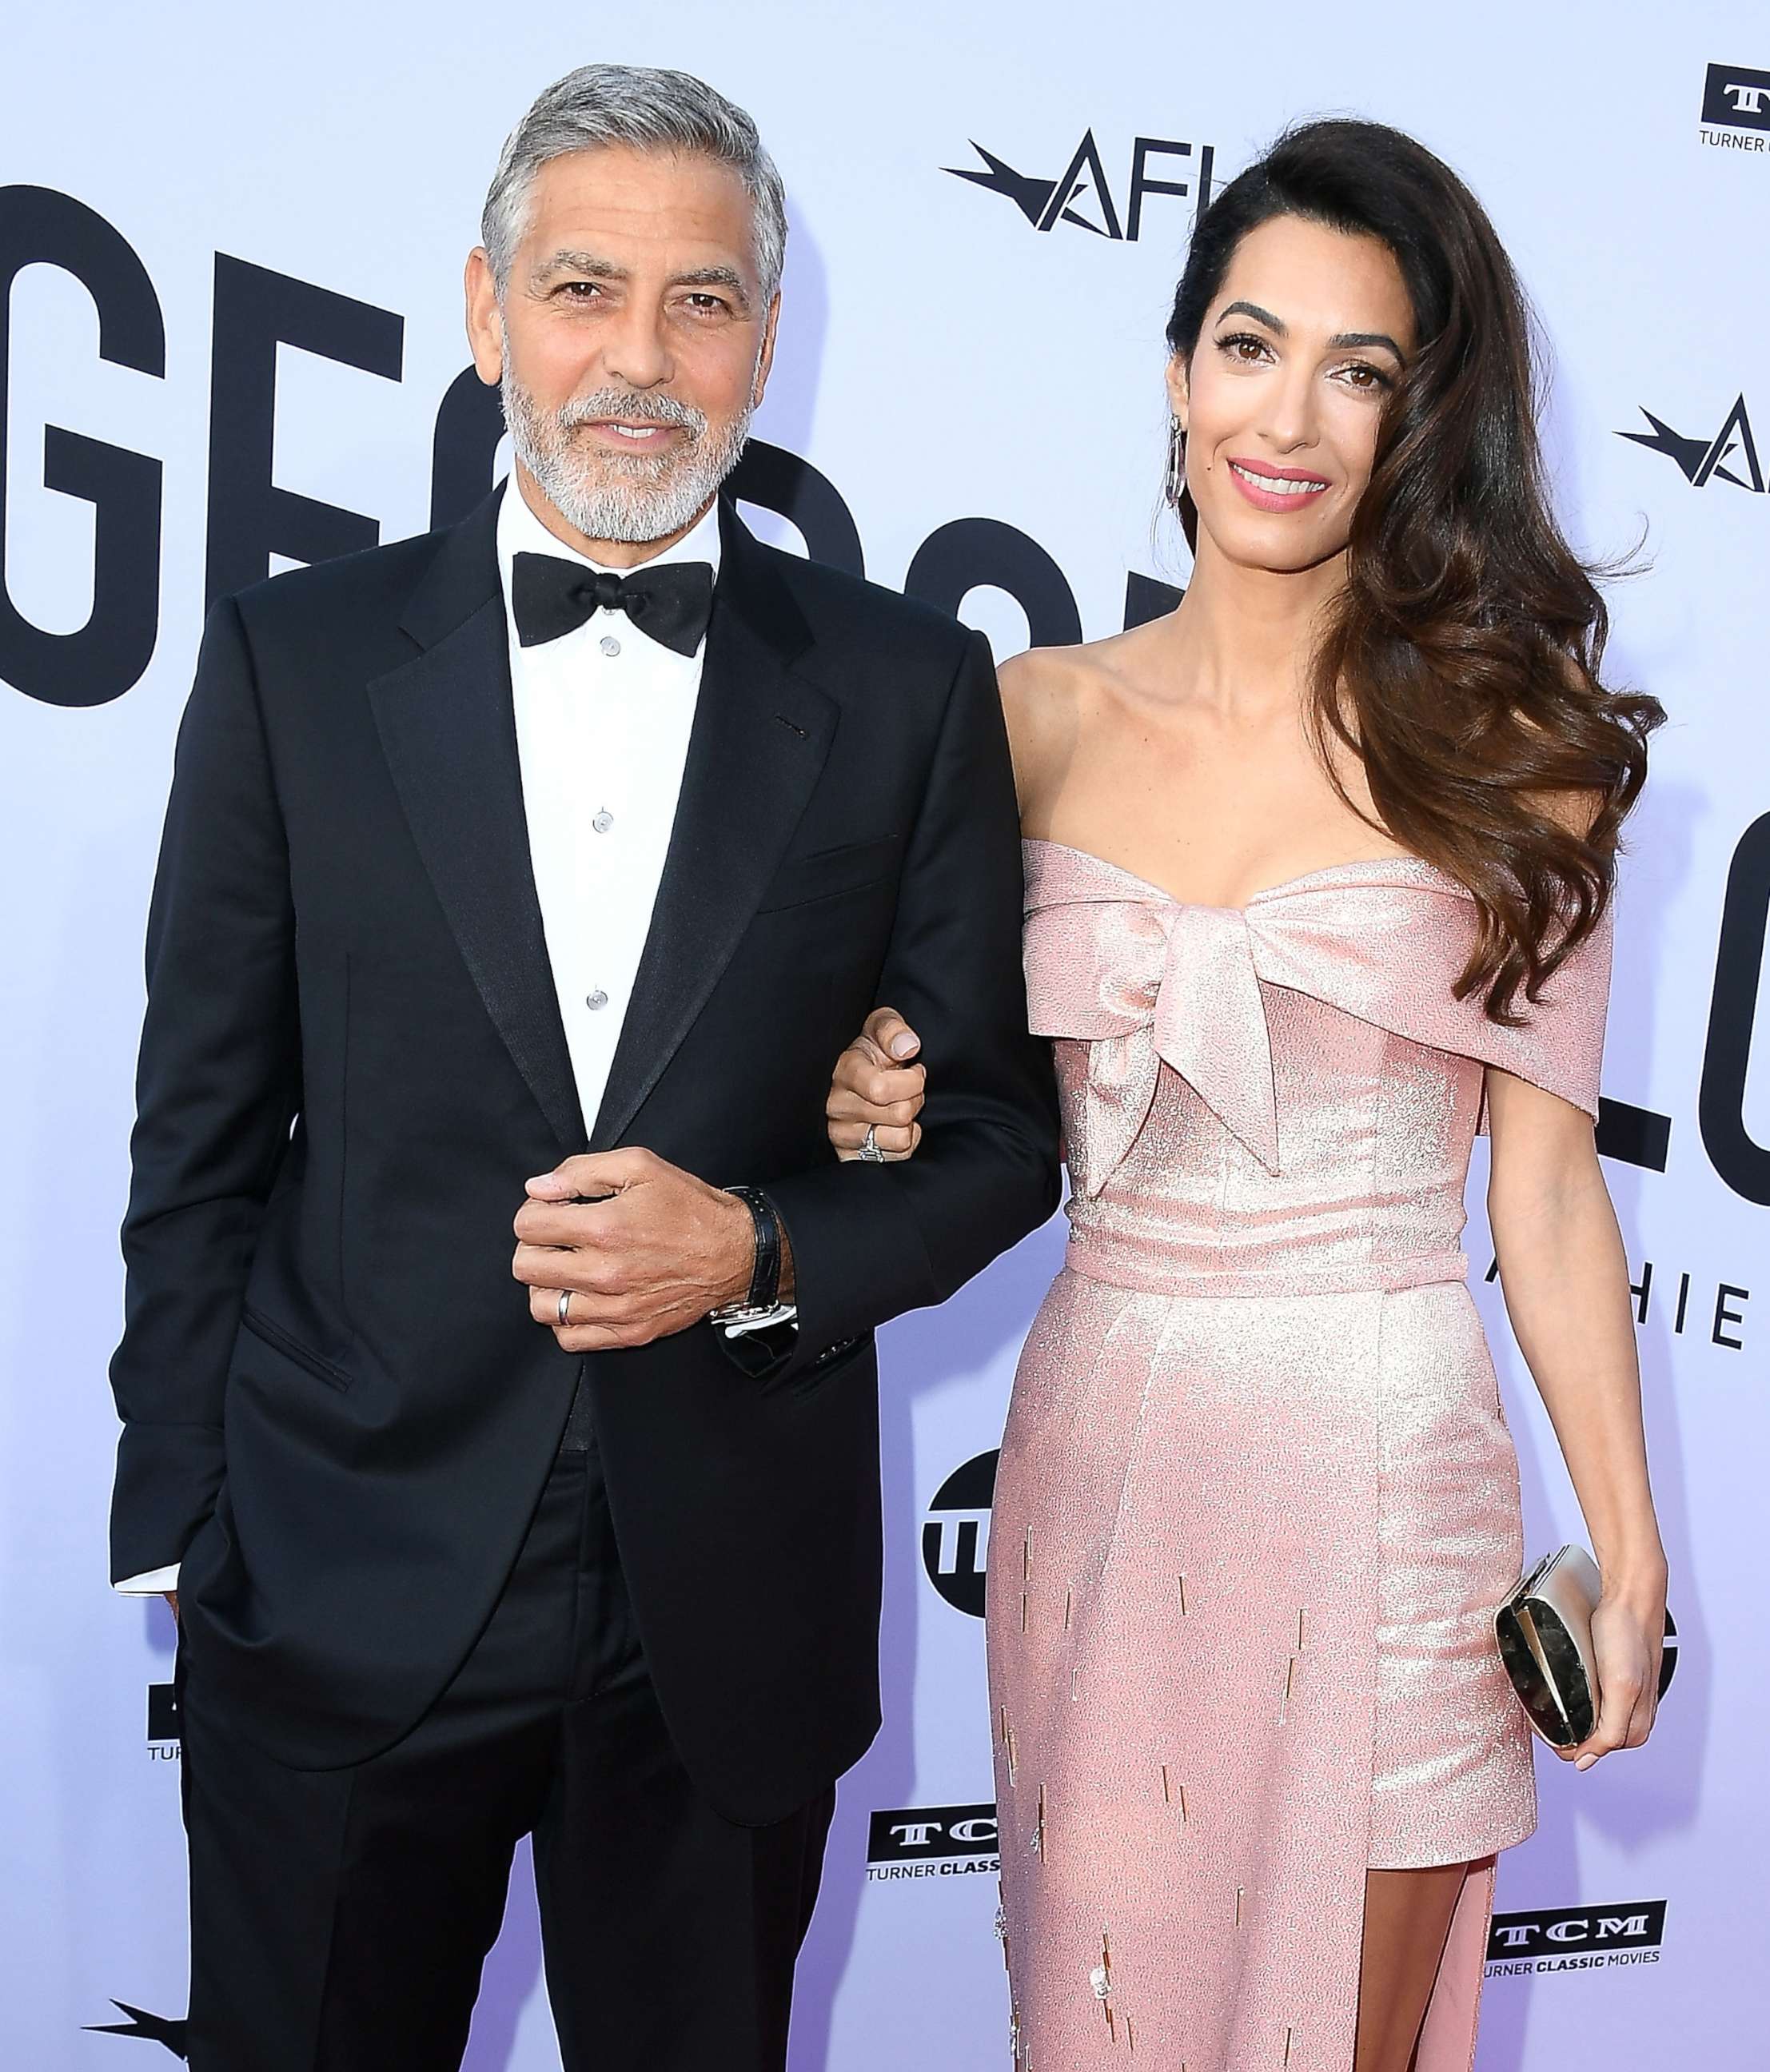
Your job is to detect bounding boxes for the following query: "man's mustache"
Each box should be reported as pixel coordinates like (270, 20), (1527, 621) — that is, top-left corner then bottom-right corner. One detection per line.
(554, 389), (708, 439)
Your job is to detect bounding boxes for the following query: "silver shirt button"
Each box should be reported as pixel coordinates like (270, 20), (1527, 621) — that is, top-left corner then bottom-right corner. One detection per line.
(599, 634), (621, 657)
(585, 989), (609, 1011)
(592, 809), (614, 834)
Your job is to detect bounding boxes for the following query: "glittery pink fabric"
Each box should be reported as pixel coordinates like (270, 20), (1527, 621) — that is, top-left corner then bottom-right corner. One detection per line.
(988, 841), (1611, 2072)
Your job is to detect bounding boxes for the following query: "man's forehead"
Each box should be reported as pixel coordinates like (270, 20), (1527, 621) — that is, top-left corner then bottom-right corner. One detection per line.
(524, 146), (755, 251)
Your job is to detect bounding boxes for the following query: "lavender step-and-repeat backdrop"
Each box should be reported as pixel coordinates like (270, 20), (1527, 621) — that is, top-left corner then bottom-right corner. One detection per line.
(2, 2), (1765, 2064)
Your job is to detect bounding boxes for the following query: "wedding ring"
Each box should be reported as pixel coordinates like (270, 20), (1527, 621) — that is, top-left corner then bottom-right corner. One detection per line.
(556, 1289), (572, 1327)
(859, 1124), (886, 1164)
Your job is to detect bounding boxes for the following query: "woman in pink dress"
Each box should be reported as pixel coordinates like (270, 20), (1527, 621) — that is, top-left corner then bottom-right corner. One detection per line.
(825, 122), (1667, 2071)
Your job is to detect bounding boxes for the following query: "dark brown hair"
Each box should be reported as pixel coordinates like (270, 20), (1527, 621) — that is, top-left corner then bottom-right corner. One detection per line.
(1167, 118), (1662, 1023)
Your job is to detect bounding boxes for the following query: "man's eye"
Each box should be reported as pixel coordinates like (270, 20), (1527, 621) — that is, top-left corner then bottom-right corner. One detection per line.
(556, 281), (601, 300)
(685, 294), (730, 314)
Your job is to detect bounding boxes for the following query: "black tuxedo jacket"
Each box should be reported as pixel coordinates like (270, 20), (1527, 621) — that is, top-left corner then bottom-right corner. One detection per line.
(108, 487), (1059, 1822)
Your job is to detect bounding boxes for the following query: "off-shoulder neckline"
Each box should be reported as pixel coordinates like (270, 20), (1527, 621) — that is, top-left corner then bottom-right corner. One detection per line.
(1021, 835), (1460, 914)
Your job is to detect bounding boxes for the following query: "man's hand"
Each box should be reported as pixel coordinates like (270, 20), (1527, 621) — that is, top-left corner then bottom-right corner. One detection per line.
(512, 1148), (756, 1351)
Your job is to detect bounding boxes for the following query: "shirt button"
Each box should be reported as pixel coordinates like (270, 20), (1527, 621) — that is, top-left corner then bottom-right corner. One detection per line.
(585, 989), (609, 1011)
(599, 634), (621, 657)
(592, 809), (614, 834)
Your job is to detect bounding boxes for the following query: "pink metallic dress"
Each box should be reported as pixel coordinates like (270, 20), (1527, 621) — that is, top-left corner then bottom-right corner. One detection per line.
(988, 839), (1611, 2072)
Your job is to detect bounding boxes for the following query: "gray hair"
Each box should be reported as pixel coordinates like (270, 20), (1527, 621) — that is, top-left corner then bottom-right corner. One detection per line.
(482, 64), (787, 300)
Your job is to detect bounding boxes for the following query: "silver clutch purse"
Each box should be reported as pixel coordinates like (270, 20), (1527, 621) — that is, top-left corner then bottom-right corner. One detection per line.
(1494, 1545), (1603, 1747)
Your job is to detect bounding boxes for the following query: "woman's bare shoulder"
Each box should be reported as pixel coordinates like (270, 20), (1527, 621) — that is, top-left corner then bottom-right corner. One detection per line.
(998, 637), (1135, 732)
(997, 635), (1161, 809)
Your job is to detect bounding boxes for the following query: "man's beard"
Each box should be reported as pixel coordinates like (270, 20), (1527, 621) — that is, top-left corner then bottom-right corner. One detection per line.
(501, 372), (752, 545)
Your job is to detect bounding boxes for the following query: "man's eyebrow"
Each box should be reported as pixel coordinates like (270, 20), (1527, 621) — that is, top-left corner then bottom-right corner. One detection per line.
(531, 249), (628, 284)
(672, 265), (754, 309)
(1216, 300), (1404, 359)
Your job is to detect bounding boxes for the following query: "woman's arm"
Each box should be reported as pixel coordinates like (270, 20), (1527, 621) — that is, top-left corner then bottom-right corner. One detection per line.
(1485, 1066), (1667, 1767)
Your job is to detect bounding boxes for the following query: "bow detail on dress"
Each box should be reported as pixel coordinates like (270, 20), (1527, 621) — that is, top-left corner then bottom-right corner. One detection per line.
(1021, 839), (1611, 1200)
(1024, 891), (1278, 1189)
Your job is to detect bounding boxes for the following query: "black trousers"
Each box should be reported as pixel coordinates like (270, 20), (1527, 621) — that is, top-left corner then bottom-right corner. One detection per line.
(179, 1443), (835, 2071)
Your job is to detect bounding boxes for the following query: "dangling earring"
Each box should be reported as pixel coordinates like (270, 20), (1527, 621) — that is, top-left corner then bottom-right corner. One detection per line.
(1164, 414), (1187, 507)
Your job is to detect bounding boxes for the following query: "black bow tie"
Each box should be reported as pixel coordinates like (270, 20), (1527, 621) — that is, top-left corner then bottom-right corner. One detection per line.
(511, 552), (715, 658)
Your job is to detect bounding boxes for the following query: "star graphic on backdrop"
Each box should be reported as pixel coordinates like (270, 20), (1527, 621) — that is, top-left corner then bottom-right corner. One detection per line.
(85, 2002), (189, 2057)
(942, 140), (1118, 236)
(943, 142), (1060, 227)
(1617, 396), (1763, 492)
(1616, 409), (1711, 482)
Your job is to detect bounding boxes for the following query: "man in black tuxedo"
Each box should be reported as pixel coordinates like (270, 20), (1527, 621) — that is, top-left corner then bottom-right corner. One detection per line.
(108, 62), (1058, 2072)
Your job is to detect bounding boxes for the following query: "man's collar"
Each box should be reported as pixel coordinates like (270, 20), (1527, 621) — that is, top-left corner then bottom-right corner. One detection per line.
(496, 474), (723, 588)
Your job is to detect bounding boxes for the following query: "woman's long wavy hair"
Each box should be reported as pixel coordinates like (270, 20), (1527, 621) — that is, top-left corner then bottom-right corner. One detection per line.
(1166, 119), (1663, 1024)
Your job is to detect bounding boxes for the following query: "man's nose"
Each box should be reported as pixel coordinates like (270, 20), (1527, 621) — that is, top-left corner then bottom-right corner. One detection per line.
(600, 302), (673, 391)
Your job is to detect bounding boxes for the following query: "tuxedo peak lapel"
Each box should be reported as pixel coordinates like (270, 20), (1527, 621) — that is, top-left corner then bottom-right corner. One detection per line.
(370, 491), (585, 1153)
(591, 507), (834, 1150)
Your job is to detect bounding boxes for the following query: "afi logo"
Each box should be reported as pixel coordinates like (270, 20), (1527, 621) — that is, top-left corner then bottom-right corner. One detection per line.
(1618, 395), (1764, 492)
(1703, 62), (1770, 130)
(945, 132), (1217, 241)
(1487, 1900), (1665, 1959)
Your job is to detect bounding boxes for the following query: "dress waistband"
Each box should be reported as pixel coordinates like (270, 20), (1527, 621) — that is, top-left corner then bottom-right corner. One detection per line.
(1062, 1234), (1471, 1301)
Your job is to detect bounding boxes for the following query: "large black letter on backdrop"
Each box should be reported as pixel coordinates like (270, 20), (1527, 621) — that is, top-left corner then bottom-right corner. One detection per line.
(905, 520), (1082, 648)
(206, 257), (403, 603)
(1699, 814), (1770, 1205)
(727, 440), (863, 576)
(430, 366), (505, 531)
(0, 186), (163, 707)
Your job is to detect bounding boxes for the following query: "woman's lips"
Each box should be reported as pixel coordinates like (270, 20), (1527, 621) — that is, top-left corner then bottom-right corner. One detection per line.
(1225, 456), (1331, 512)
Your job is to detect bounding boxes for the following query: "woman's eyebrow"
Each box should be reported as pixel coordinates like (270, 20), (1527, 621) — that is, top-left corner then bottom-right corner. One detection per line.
(1218, 299), (1284, 331)
(1329, 330), (1405, 357)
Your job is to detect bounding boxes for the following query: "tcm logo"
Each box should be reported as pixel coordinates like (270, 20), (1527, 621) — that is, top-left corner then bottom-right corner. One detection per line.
(922, 1449), (997, 1616)
(147, 1683), (180, 1743)
(1702, 62), (1770, 131)
(866, 1804), (1000, 1883)
(867, 1804), (999, 1865)
(1487, 1900), (1665, 1960)
(1618, 394), (1763, 492)
(945, 131), (1217, 241)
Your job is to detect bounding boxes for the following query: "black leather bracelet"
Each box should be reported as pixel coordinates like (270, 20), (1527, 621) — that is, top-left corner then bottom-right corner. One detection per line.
(711, 1185), (782, 1321)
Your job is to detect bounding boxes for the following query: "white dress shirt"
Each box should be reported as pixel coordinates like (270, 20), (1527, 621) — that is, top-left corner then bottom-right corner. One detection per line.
(117, 480), (787, 1597)
(500, 478), (719, 1133)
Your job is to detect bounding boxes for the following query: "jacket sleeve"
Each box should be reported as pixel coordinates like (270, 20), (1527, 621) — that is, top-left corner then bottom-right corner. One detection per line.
(107, 596), (301, 1581)
(747, 628), (1061, 1377)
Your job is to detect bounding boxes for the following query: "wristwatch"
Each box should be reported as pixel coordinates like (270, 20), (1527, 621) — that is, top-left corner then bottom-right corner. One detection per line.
(708, 1185), (784, 1327)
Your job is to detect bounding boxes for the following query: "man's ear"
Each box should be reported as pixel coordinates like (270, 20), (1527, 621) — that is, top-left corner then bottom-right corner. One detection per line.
(464, 247), (505, 388)
(751, 290), (783, 409)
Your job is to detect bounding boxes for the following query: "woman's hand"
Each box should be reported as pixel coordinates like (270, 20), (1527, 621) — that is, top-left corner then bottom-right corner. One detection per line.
(1566, 1571), (1666, 1770)
(827, 1007), (927, 1162)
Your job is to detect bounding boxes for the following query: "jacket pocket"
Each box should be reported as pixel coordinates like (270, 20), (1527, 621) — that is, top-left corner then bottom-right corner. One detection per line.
(755, 835), (900, 914)
(240, 1307), (355, 1393)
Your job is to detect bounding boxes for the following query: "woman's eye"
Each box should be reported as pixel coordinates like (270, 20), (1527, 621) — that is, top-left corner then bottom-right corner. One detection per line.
(1218, 332), (1269, 363)
(1337, 362), (1392, 392)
